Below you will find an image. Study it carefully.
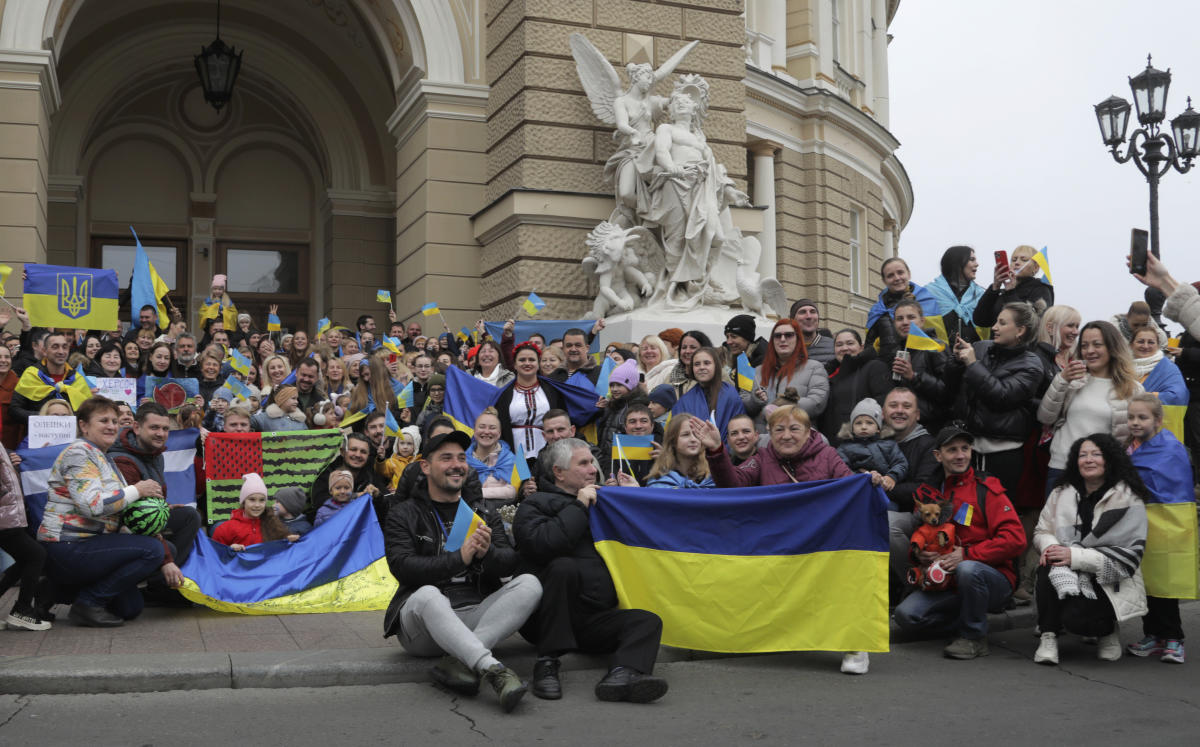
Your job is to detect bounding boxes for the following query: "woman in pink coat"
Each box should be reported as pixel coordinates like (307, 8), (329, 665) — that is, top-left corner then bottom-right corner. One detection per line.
(697, 405), (853, 487)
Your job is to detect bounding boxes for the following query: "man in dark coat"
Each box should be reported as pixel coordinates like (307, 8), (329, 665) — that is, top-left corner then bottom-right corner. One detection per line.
(514, 437), (667, 703)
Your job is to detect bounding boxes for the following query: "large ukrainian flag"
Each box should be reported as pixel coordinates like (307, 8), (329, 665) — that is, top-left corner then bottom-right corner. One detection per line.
(591, 473), (890, 653)
(24, 263), (119, 330)
(1130, 429), (1198, 599)
(179, 495), (397, 614)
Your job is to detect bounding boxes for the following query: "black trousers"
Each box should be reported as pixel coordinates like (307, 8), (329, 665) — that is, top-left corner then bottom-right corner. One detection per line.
(972, 448), (1023, 499)
(1035, 566), (1116, 637)
(1143, 596), (1184, 640)
(0, 527), (46, 610)
(521, 556), (663, 674)
(163, 506), (202, 567)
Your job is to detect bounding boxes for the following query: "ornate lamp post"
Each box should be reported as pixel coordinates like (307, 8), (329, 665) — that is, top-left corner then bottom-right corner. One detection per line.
(1095, 56), (1200, 314)
(194, 0), (243, 111)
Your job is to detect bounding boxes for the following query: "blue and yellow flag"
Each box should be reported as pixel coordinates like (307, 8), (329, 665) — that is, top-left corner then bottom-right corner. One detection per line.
(612, 433), (654, 465)
(179, 495), (396, 614)
(381, 335), (403, 355)
(906, 326), (946, 352)
(444, 366), (502, 435)
(395, 380), (415, 410)
(522, 292), (547, 316)
(340, 409), (367, 428)
(735, 353), (755, 392)
(24, 263), (119, 330)
(14, 365), (93, 410)
(227, 349), (252, 376)
(459, 327), (474, 344)
(591, 474), (890, 653)
(1032, 246), (1053, 286)
(221, 376), (253, 403)
(129, 227), (171, 330)
(1130, 429), (1198, 599)
(594, 356), (616, 398)
(953, 502), (975, 527)
(441, 499), (485, 552)
(421, 302), (440, 317)
(267, 313), (281, 332)
(0, 264), (11, 296)
(377, 289), (392, 305)
(317, 317), (331, 339)
(511, 443), (532, 486)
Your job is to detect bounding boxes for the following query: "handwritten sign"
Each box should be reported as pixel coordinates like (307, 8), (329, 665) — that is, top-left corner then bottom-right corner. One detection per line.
(28, 416), (77, 447)
(95, 377), (137, 409)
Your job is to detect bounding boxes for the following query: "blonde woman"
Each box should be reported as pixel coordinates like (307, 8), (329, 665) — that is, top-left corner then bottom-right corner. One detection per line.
(639, 334), (676, 392)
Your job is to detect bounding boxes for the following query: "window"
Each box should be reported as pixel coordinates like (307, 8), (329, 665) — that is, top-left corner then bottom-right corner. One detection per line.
(849, 208), (862, 295)
(216, 243), (309, 334)
(92, 238), (187, 322)
(831, 0), (841, 63)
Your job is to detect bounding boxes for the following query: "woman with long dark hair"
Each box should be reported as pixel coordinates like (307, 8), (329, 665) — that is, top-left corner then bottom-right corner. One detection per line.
(927, 245), (985, 343)
(495, 342), (566, 461)
(666, 330), (712, 399)
(670, 346), (746, 440)
(1032, 433), (1148, 665)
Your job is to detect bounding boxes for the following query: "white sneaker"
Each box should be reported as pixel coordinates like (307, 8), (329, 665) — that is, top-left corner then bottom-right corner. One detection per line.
(1034, 632), (1059, 665)
(840, 651), (869, 674)
(1097, 630), (1122, 661)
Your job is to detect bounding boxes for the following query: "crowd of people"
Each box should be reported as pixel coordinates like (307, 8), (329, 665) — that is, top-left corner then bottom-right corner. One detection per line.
(0, 247), (1198, 711)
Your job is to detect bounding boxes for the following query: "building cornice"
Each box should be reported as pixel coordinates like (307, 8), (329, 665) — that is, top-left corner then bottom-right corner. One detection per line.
(0, 48), (61, 116)
(387, 67), (488, 151)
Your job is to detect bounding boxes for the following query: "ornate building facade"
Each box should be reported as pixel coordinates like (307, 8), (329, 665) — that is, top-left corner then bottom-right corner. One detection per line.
(0, 0), (910, 332)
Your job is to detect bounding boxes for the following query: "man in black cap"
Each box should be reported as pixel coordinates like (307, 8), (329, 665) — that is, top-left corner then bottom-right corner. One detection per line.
(382, 429), (542, 712)
(723, 314), (767, 367)
(790, 298), (835, 364)
(892, 423), (1025, 660)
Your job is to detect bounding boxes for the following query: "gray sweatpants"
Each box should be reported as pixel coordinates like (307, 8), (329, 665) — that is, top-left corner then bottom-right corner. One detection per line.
(399, 574), (542, 672)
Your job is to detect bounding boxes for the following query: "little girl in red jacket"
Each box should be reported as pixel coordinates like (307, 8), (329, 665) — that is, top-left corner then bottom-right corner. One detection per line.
(212, 473), (298, 551)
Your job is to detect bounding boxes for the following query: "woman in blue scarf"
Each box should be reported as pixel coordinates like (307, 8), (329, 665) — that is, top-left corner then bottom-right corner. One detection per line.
(927, 246), (985, 343)
(670, 347), (746, 441)
(466, 407), (518, 511)
(865, 258), (940, 351)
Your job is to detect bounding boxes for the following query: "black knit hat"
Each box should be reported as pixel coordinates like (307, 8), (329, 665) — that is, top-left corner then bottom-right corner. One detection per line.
(724, 314), (756, 342)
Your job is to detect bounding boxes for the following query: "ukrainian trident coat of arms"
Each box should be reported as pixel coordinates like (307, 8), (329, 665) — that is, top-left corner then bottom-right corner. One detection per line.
(57, 273), (92, 319)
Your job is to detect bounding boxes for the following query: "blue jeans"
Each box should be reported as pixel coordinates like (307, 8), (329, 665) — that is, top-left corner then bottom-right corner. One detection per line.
(893, 560), (1013, 640)
(1045, 468), (1063, 499)
(42, 534), (164, 619)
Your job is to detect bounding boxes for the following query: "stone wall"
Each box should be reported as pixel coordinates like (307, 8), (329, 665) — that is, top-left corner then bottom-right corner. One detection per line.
(479, 0), (749, 318)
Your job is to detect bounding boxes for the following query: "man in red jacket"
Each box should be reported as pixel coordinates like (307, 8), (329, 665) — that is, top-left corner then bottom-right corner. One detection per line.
(893, 424), (1026, 659)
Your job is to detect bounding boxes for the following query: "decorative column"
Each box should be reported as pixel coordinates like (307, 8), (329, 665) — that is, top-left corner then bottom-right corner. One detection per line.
(750, 140), (781, 280)
(765, 0), (788, 74)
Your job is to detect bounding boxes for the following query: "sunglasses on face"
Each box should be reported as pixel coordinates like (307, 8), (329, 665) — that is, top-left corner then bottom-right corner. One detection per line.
(773, 331), (796, 340)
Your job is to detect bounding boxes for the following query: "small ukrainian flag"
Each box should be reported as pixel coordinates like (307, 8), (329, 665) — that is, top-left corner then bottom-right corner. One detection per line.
(511, 443), (532, 486)
(522, 292), (547, 316)
(612, 433), (655, 463)
(1032, 246), (1053, 286)
(317, 318), (331, 338)
(421, 302), (440, 317)
(442, 500), (485, 552)
(396, 380), (415, 409)
(905, 326), (946, 352)
(735, 353), (755, 392)
(377, 289), (392, 305)
(267, 313), (281, 332)
(385, 408), (400, 437)
(0, 264), (11, 296)
(953, 502), (975, 527)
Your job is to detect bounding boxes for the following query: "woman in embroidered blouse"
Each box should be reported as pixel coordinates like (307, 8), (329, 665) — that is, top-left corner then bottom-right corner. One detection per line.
(37, 397), (169, 628)
(495, 342), (566, 462)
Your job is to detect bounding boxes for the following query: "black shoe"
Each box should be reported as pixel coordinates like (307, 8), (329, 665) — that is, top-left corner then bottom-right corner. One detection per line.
(68, 602), (124, 628)
(594, 666), (668, 704)
(532, 656), (562, 700)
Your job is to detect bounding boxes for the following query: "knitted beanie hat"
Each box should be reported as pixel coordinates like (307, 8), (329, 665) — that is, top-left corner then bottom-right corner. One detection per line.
(239, 473), (268, 505)
(850, 397), (883, 429)
(329, 469), (354, 491)
(609, 358), (640, 391)
(273, 386), (298, 406)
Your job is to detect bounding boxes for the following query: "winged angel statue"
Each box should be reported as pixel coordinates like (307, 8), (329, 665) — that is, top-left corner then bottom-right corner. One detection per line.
(570, 33), (787, 318)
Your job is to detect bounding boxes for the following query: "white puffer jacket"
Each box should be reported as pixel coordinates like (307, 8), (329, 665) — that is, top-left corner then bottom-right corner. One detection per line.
(1164, 281), (1200, 339)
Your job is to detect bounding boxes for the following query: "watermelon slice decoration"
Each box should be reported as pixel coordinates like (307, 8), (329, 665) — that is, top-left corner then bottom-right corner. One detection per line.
(153, 381), (187, 411)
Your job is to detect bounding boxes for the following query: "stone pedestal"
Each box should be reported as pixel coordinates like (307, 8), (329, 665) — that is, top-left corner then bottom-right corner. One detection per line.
(596, 307), (778, 349)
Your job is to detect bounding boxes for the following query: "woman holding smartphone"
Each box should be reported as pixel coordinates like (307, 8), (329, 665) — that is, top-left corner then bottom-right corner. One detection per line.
(973, 245), (1055, 330)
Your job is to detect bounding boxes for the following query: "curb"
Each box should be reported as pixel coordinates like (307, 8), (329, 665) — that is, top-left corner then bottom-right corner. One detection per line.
(0, 609), (1036, 695)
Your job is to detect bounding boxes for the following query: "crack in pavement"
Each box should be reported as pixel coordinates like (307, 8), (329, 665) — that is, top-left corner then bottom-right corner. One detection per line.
(445, 691), (489, 740)
(0, 696), (30, 730)
(992, 639), (1200, 713)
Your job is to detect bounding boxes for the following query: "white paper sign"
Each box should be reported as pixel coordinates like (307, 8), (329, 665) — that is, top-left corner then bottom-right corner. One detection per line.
(95, 377), (137, 409)
(28, 416), (78, 447)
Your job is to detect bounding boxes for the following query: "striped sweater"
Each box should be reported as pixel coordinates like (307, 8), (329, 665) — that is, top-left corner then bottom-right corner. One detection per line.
(38, 439), (138, 542)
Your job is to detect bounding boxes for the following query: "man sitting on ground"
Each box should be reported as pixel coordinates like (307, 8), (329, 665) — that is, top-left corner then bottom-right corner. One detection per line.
(382, 430), (541, 712)
(514, 438), (668, 703)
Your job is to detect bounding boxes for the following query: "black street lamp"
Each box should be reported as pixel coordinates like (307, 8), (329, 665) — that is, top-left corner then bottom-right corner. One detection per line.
(194, 0), (242, 111)
(1095, 55), (1199, 316)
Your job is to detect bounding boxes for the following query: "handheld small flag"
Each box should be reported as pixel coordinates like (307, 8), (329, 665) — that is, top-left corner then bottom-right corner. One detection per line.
(340, 409), (368, 428)
(396, 381), (415, 409)
(317, 318), (331, 339)
(377, 290), (392, 305)
(441, 499), (485, 552)
(221, 377), (253, 403)
(458, 327), (473, 344)
(594, 356), (616, 398)
(1032, 246), (1053, 286)
(612, 433), (655, 464)
(905, 326), (946, 352)
(735, 353), (755, 392)
(511, 443), (532, 486)
(227, 349), (252, 376)
(953, 503), (975, 527)
(522, 292), (547, 316)
(129, 227), (172, 330)
(23, 263), (119, 330)
(0, 264), (12, 296)
(382, 335), (403, 355)
(267, 313), (281, 332)
(385, 408), (400, 437)
(421, 302), (440, 317)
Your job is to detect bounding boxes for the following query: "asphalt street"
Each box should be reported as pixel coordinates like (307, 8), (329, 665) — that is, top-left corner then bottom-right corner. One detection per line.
(2, 608), (1199, 746)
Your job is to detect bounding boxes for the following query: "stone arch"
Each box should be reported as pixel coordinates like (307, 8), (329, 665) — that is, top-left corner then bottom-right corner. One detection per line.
(204, 131), (325, 198)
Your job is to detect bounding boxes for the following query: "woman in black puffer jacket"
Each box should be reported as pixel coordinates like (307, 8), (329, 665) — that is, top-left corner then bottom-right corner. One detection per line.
(819, 329), (883, 445)
(947, 301), (1048, 497)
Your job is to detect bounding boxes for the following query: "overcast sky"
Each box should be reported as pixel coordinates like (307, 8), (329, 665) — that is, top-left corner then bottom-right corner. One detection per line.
(888, 0), (1200, 328)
